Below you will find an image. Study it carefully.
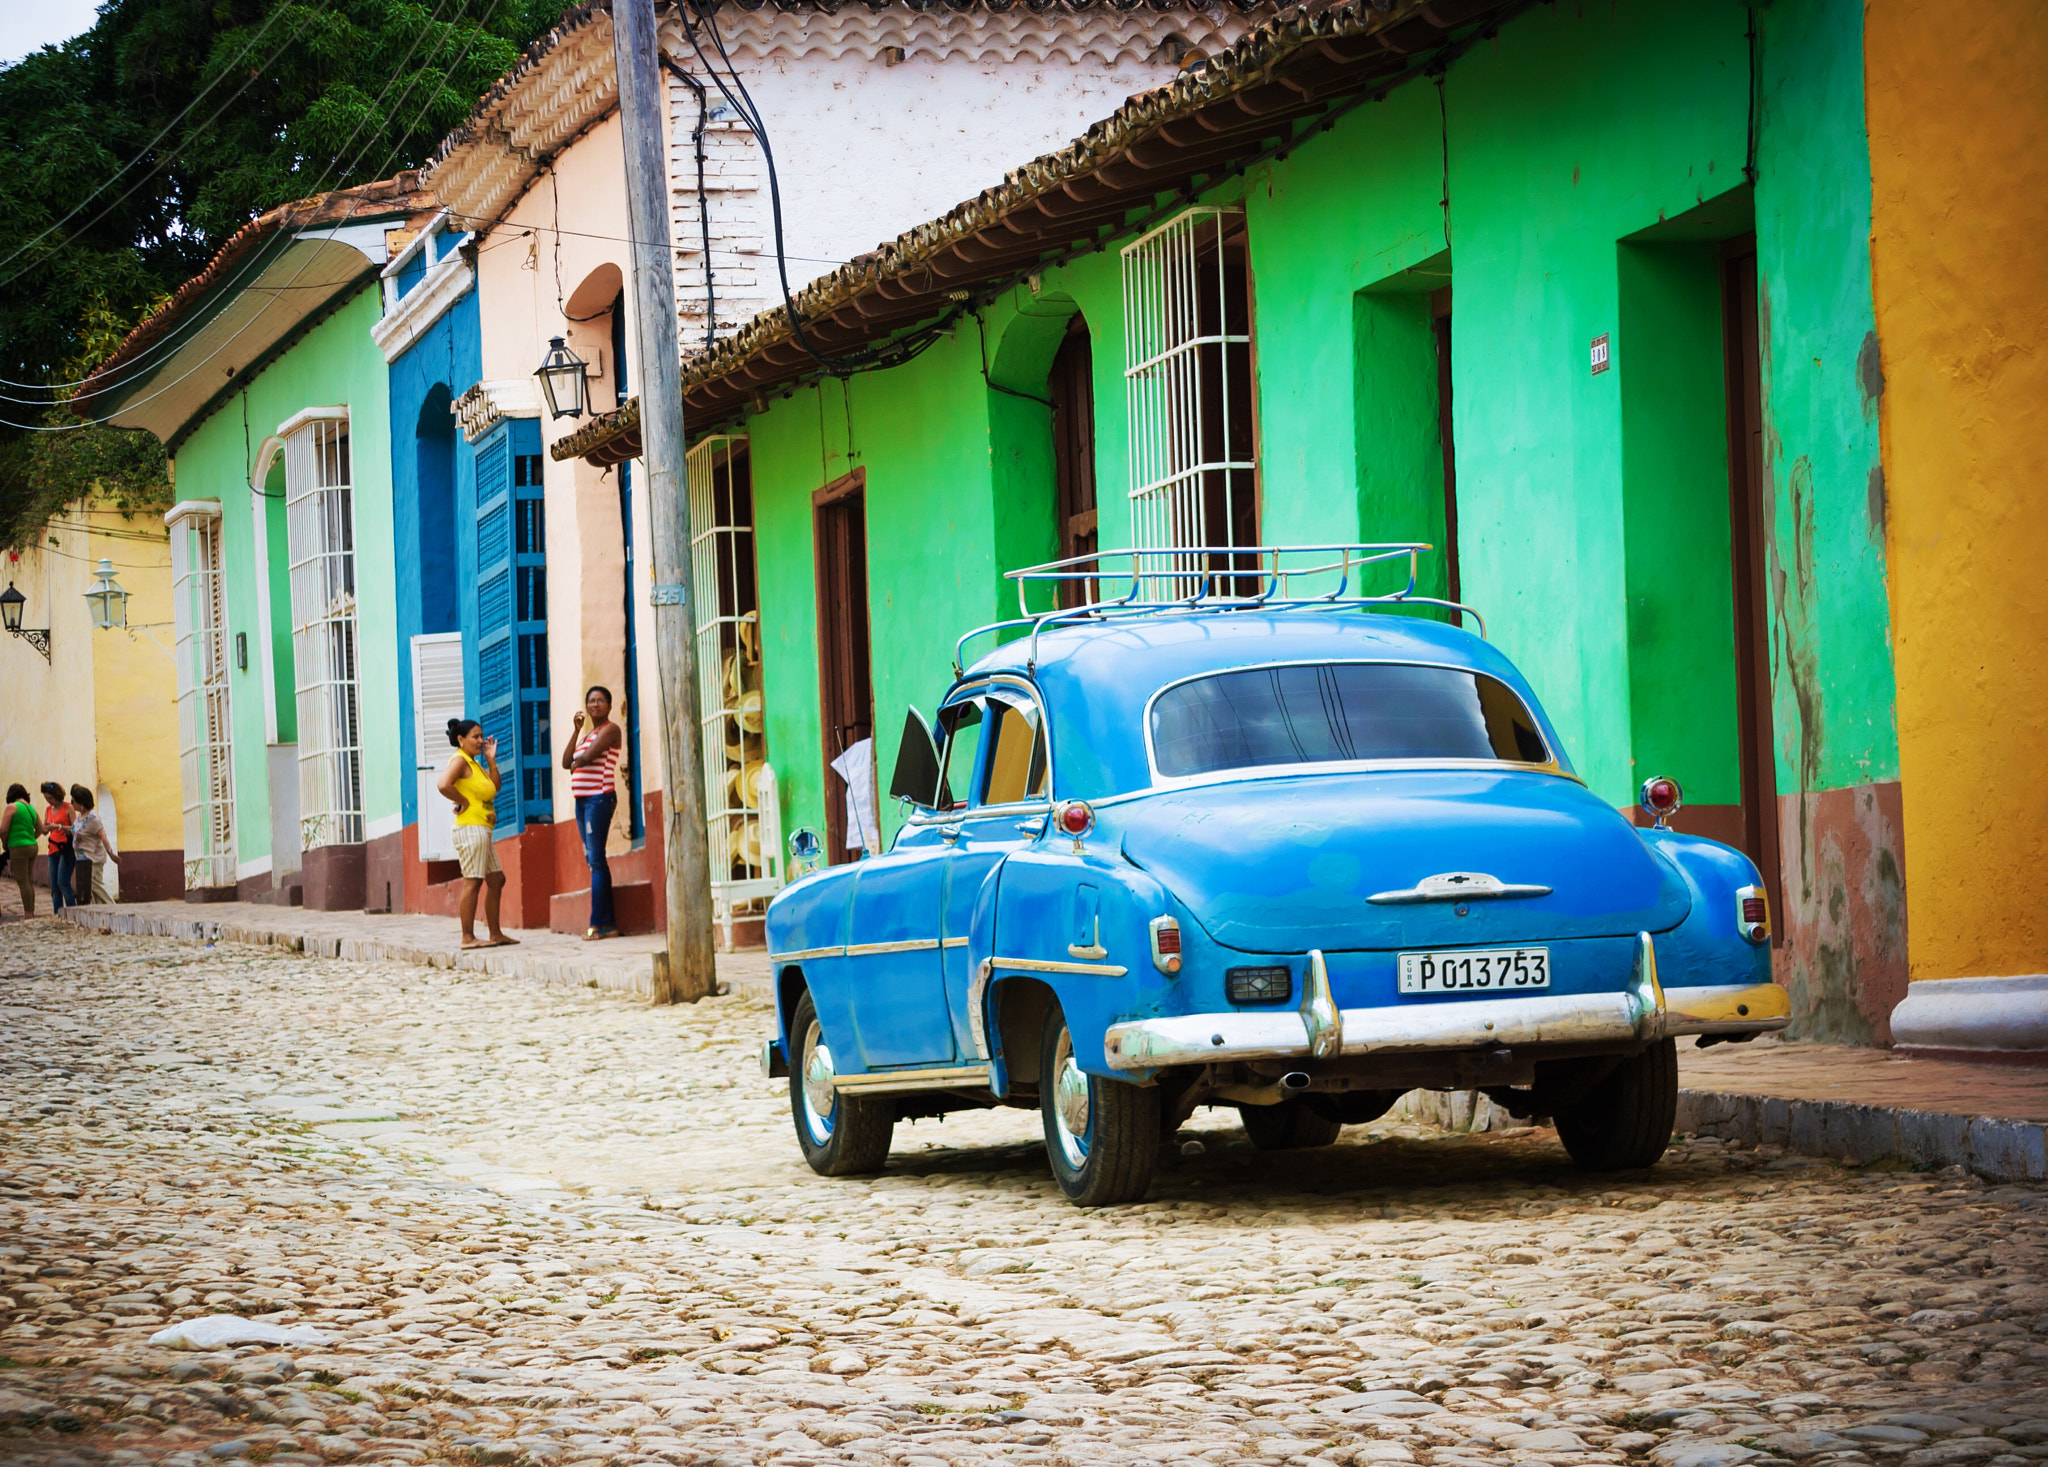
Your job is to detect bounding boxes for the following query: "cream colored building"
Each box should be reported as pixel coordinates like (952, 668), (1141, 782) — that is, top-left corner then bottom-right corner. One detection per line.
(0, 500), (183, 901)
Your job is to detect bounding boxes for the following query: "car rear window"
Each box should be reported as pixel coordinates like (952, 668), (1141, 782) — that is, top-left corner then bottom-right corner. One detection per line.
(1149, 663), (1549, 778)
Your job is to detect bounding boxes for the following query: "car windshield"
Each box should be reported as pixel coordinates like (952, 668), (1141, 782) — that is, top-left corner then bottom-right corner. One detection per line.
(1149, 662), (1549, 778)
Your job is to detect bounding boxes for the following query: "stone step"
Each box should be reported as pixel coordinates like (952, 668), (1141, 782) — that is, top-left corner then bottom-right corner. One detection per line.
(547, 881), (657, 936)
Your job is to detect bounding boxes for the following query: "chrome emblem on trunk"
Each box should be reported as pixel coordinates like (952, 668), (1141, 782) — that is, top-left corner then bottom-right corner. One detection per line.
(1368, 871), (1553, 905)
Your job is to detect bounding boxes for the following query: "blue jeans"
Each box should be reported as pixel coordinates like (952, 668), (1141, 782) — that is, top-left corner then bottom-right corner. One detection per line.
(48, 849), (75, 913)
(576, 792), (618, 932)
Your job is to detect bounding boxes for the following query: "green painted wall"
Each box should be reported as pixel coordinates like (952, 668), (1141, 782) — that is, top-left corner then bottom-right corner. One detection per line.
(170, 285), (399, 871)
(1754, 0), (1899, 796)
(736, 0), (1896, 857)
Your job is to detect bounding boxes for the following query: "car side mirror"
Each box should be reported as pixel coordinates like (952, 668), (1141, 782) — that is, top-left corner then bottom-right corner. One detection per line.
(889, 707), (942, 809)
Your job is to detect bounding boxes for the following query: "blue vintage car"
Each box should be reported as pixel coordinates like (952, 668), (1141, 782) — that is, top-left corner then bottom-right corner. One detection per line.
(761, 546), (1788, 1206)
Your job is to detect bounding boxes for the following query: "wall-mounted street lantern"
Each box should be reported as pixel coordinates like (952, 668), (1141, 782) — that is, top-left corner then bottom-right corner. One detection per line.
(84, 557), (128, 630)
(83, 557), (172, 656)
(0, 581), (50, 661)
(536, 336), (589, 420)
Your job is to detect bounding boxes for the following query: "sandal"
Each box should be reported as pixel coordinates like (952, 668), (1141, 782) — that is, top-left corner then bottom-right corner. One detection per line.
(584, 926), (620, 942)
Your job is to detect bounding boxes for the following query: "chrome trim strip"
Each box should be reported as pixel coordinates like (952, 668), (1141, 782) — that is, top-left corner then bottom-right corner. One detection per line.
(1368, 872), (1554, 904)
(1103, 987), (1669, 1071)
(992, 955), (1129, 978)
(770, 945), (845, 963)
(1301, 949), (1341, 1059)
(942, 936), (970, 949)
(842, 938), (941, 957)
(1663, 981), (1791, 1036)
(834, 1063), (991, 1095)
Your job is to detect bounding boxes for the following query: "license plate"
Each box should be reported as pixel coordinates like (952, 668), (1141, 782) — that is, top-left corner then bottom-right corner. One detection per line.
(1398, 946), (1550, 994)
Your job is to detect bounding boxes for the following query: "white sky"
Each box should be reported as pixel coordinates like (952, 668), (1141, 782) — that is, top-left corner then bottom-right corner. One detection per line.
(0, 0), (103, 66)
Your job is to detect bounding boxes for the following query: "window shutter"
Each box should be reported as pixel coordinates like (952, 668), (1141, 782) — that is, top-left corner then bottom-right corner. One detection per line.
(511, 418), (552, 819)
(473, 424), (520, 833)
(411, 632), (465, 862)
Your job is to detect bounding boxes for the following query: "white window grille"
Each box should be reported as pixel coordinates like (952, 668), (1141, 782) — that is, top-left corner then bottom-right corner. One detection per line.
(1122, 207), (1258, 596)
(687, 435), (782, 942)
(283, 412), (364, 849)
(167, 502), (234, 890)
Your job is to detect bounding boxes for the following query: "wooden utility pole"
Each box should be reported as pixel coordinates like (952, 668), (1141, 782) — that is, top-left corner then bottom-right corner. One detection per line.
(613, 0), (718, 1002)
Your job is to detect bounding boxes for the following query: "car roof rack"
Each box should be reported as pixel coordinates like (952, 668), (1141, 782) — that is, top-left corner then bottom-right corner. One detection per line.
(953, 543), (1486, 676)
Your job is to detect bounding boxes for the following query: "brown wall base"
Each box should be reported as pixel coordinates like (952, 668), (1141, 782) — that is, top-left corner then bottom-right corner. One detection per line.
(302, 844), (366, 912)
(118, 849), (184, 902)
(186, 884), (239, 904)
(1776, 781), (1909, 1046)
(395, 792), (672, 931)
(364, 829), (403, 913)
(1623, 802), (1746, 849)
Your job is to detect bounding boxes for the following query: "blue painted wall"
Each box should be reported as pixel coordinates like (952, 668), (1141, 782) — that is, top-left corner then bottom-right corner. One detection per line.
(387, 283), (481, 826)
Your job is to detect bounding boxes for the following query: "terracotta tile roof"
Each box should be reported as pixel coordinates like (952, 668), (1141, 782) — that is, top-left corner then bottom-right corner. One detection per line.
(553, 0), (1524, 466)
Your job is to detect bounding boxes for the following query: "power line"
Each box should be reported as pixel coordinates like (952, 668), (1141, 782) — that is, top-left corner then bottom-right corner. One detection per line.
(461, 212), (847, 268)
(4, 0), (503, 432)
(0, 0), (333, 307)
(1, 0), (497, 413)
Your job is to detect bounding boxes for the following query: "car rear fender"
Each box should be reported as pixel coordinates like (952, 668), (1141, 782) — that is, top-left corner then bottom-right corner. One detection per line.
(1637, 829), (1775, 989)
(984, 846), (1178, 1090)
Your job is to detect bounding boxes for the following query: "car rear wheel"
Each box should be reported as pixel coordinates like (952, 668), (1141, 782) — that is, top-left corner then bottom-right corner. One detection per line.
(1555, 1038), (1678, 1170)
(789, 990), (894, 1176)
(1238, 1099), (1345, 1150)
(1041, 1002), (1158, 1206)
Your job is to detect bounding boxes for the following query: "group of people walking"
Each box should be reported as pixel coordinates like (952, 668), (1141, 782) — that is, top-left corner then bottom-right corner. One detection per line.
(4, 782), (120, 918)
(434, 683), (623, 949)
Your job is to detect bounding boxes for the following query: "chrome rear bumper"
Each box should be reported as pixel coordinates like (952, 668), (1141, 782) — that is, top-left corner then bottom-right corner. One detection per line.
(1101, 935), (1788, 1071)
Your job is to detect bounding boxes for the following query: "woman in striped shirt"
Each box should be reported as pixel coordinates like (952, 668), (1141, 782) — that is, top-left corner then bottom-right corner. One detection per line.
(562, 684), (624, 940)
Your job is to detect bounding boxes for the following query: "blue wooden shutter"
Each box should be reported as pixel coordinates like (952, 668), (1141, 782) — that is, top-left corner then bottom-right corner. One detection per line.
(511, 419), (552, 818)
(474, 425), (520, 833)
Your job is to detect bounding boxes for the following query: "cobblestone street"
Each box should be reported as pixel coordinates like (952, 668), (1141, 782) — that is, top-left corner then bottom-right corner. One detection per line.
(4, 921), (2046, 1467)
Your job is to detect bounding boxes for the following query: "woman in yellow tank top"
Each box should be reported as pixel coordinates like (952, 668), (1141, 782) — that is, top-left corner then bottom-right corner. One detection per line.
(437, 719), (518, 949)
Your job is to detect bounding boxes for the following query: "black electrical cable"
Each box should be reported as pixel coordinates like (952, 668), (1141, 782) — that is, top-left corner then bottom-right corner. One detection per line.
(674, 0), (887, 374)
(6, 0), (503, 432)
(658, 54), (719, 349)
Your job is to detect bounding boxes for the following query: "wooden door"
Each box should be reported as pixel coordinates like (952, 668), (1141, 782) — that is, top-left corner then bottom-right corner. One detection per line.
(813, 470), (873, 864)
(1050, 317), (1098, 607)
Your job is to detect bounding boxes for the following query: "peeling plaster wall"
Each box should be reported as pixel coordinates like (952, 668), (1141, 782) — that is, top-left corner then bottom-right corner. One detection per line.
(1752, 0), (1905, 1040)
(1865, 0), (2048, 985)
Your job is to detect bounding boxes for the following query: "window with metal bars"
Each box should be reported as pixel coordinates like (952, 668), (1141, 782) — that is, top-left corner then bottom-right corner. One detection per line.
(284, 414), (364, 849)
(169, 503), (235, 888)
(687, 434), (782, 896)
(1122, 207), (1259, 596)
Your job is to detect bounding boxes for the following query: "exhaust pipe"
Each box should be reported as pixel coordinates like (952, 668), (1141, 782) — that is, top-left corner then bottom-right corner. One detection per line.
(1280, 1072), (1311, 1092)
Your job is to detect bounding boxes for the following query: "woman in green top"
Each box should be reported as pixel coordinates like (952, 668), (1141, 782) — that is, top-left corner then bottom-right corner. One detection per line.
(5, 782), (45, 918)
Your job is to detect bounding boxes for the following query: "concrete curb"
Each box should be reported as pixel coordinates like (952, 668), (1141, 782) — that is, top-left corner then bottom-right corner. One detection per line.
(1676, 1088), (2047, 1183)
(57, 906), (774, 1003)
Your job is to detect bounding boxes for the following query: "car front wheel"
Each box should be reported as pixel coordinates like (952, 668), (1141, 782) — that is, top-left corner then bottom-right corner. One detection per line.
(1041, 1002), (1158, 1206)
(788, 990), (894, 1176)
(1555, 1037), (1678, 1170)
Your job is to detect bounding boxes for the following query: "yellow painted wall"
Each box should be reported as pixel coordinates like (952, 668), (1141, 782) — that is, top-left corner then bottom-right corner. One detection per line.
(86, 509), (181, 860)
(0, 501), (180, 888)
(1865, 0), (2048, 979)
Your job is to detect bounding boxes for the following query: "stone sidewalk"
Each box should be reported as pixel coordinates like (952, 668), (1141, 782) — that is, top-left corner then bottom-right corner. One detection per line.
(24, 895), (2048, 1181)
(50, 899), (774, 1002)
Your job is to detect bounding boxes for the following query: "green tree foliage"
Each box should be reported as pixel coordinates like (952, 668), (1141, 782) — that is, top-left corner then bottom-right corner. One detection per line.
(0, 0), (568, 545)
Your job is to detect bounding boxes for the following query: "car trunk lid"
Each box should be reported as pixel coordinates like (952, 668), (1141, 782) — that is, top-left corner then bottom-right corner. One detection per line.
(1115, 769), (1689, 953)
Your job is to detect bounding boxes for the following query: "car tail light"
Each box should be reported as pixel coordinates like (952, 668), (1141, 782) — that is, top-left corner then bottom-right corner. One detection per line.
(1736, 884), (1770, 944)
(1056, 800), (1094, 838)
(1226, 966), (1292, 1005)
(1149, 916), (1182, 975)
(1639, 775), (1683, 829)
